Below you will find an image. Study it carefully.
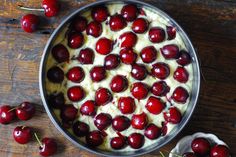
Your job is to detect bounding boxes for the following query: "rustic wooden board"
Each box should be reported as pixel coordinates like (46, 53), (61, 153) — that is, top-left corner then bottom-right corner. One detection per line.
(0, 0), (235, 156)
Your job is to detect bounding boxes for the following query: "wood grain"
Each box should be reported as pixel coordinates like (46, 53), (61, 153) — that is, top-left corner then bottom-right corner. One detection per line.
(0, 0), (235, 157)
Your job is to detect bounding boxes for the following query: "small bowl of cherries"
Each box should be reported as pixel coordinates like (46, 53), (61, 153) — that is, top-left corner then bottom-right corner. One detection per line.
(169, 132), (231, 157)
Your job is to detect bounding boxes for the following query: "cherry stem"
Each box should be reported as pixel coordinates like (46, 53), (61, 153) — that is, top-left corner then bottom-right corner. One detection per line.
(34, 133), (43, 147)
(159, 151), (166, 157)
(18, 5), (44, 12)
(8, 106), (18, 112)
(21, 126), (26, 129)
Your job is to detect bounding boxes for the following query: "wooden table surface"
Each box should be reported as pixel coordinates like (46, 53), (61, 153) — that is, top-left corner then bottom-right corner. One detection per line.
(0, 0), (235, 157)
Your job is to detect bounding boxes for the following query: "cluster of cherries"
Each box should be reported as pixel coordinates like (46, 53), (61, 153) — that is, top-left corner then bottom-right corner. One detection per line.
(0, 103), (57, 156)
(46, 4), (192, 150)
(182, 137), (230, 157)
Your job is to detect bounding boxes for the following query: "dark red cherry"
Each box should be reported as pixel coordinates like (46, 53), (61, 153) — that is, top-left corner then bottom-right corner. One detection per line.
(149, 27), (165, 43)
(72, 121), (90, 137)
(163, 107), (182, 124)
(210, 145), (230, 157)
(177, 50), (191, 66)
(131, 82), (149, 100)
(21, 14), (39, 33)
(16, 102), (35, 121)
(70, 16), (87, 32)
(131, 64), (148, 80)
(160, 44), (180, 59)
(110, 75), (128, 93)
(47, 66), (64, 83)
(191, 137), (211, 156)
(94, 113), (112, 130)
(127, 133), (144, 149)
(80, 100), (96, 116)
(171, 86), (189, 103)
(13, 126), (32, 144)
(174, 66), (189, 83)
(95, 88), (112, 105)
(110, 136), (126, 150)
(42, 0), (60, 17)
(96, 37), (113, 55)
(67, 66), (85, 83)
(86, 130), (104, 147)
(132, 18), (149, 34)
(68, 32), (84, 49)
(77, 48), (94, 64)
(104, 54), (120, 70)
(145, 96), (165, 115)
(51, 44), (69, 63)
(121, 4), (138, 21)
(109, 14), (127, 31)
(90, 66), (106, 82)
(119, 31), (137, 48)
(140, 46), (157, 63)
(112, 115), (130, 132)
(144, 123), (161, 140)
(48, 92), (65, 109)
(182, 152), (197, 157)
(86, 21), (102, 37)
(118, 97), (136, 114)
(92, 6), (109, 22)
(39, 137), (57, 156)
(167, 26), (176, 40)
(67, 86), (85, 102)
(131, 112), (148, 130)
(151, 62), (170, 80)
(0, 105), (16, 124)
(151, 81), (170, 96)
(60, 105), (78, 121)
(120, 48), (137, 64)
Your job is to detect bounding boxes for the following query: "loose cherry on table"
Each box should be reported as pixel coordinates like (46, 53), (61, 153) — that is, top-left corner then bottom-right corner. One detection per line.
(121, 4), (138, 22)
(86, 21), (102, 37)
(112, 115), (131, 132)
(0, 105), (16, 124)
(91, 6), (109, 22)
(149, 27), (165, 43)
(127, 133), (144, 149)
(77, 48), (94, 64)
(47, 66), (64, 83)
(144, 123), (162, 140)
(21, 14), (40, 33)
(72, 121), (90, 137)
(13, 126), (32, 144)
(120, 48), (137, 65)
(51, 44), (69, 63)
(110, 136), (126, 150)
(90, 66), (106, 82)
(80, 100), (96, 116)
(66, 66), (85, 83)
(67, 86), (85, 102)
(119, 31), (137, 48)
(210, 145), (230, 157)
(132, 18), (149, 34)
(131, 82), (149, 100)
(95, 37), (113, 55)
(174, 66), (189, 83)
(104, 54), (120, 70)
(140, 46), (157, 63)
(16, 102), (35, 121)
(131, 112), (148, 130)
(94, 113), (112, 131)
(163, 107), (182, 124)
(145, 96), (165, 115)
(95, 88), (113, 106)
(151, 81), (170, 96)
(118, 96), (136, 114)
(171, 86), (189, 103)
(160, 44), (180, 59)
(151, 62), (170, 80)
(131, 64), (148, 80)
(191, 137), (211, 156)
(109, 14), (127, 31)
(86, 130), (104, 147)
(110, 75), (128, 93)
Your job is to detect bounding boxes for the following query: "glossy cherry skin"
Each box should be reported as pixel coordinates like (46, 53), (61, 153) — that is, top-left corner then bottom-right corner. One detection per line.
(149, 27), (165, 43)
(60, 105), (78, 122)
(95, 88), (113, 105)
(16, 102), (35, 121)
(110, 75), (128, 93)
(128, 133), (144, 149)
(96, 37), (113, 55)
(118, 97), (136, 114)
(144, 123), (161, 140)
(167, 26), (176, 40)
(109, 14), (127, 31)
(42, 0), (60, 17)
(13, 126), (32, 144)
(163, 107), (182, 124)
(174, 66), (189, 83)
(86, 21), (102, 37)
(67, 66), (85, 83)
(119, 31), (137, 48)
(70, 16), (87, 32)
(47, 66), (64, 83)
(120, 48), (137, 64)
(51, 44), (69, 63)
(160, 44), (180, 59)
(86, 130), (104, 147)
(191, 137), (211, 156)
(39, 138), (57, 156)
(21, 14), (39, 33)
(132, 18), (149, 34)
(131, 112), (148, 130)
(90, 66), (106, 82)
(80, 100), (96, 116)
(182, 152), (197, 157)
(151, 81), (170, 96)
(92, 6), (109, 22)
(151, 62), (170, 80)
(68, 32), (84, 49)
(48, 92), (65, 109)
(145, 96), (165, 115)
(177, 50), (191, 66)
(131, 64), (148, 80)
(121, 4), (138, 21)
(72, 121), (90, 137)
(78, 48), (94, 64)
(171, 86), (189, 103)
(104, 54), (120, 70)
(210, 145), (230, 157)
(140, 46), (157, 63)
(112, 115), (131, 132)
(110, 136), (126, 150)
(131, 82), (149, 100)
(67, 86), (85, 102)
(94, 113), (112, 130)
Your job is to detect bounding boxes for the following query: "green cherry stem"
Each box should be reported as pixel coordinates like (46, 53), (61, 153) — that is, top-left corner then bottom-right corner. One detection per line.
(34, 133), (43, 147)
(8, 106), (18, 112)
(18, 5), (44, 12)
